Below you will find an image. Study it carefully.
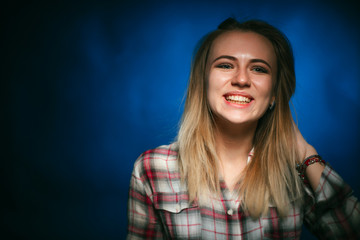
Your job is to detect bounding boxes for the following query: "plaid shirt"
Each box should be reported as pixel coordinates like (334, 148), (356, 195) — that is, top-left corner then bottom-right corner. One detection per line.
(127, 144), (360, 239)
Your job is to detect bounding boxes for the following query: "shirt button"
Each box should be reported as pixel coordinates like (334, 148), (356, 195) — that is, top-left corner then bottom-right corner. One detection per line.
(227, 209), (234, 215)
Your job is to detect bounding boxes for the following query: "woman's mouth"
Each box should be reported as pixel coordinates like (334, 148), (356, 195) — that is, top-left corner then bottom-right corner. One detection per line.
(225, 95), (252, 104)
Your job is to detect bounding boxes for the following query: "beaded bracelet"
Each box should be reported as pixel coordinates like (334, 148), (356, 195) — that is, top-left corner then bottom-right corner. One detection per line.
(296, 155), (325, 181)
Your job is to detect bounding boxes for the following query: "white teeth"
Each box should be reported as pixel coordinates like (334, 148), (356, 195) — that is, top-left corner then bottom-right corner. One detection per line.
(225, 95), (251, 103)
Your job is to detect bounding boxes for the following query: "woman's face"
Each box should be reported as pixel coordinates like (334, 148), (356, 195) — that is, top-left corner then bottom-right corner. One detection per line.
(206, 31), (277, 127)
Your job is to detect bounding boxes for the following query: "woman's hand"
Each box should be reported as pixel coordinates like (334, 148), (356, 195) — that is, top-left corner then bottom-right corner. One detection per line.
(293, 124), (318, 160)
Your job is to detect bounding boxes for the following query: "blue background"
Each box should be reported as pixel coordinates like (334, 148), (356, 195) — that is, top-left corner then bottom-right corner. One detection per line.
(3, 0), (359, 239)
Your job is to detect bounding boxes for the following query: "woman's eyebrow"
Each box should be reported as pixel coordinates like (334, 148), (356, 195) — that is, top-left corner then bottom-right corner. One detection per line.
(212, 56), (272, 70)
(250, 59), (272, 69)
(212, 55), (237, 63)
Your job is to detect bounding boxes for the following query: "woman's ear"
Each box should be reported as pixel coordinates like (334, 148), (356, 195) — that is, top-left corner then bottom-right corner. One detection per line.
(269, 97), (276, 110)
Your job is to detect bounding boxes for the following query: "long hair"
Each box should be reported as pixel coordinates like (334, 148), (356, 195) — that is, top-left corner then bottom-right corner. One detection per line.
(177, 18), (302, 218)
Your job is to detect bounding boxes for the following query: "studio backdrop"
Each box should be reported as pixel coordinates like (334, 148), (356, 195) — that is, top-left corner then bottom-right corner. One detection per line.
(3, 0), (359, 239)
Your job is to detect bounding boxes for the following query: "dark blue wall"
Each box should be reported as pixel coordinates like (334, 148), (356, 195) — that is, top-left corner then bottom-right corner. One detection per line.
(3, 1), (359, 239)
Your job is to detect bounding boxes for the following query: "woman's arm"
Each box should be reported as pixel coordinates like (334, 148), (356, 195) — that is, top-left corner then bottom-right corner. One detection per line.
(294, 124), (360, 239)
(294, 125), (325, 191)
(127, 164), (164, 239)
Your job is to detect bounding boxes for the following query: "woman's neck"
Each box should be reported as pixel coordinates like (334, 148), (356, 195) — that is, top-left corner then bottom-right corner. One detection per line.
(214, 118), (258, 190)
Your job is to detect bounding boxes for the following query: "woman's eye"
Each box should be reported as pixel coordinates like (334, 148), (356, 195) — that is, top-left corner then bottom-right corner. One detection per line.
(216, 63), (233, 69)
(252, 66), (268, 73)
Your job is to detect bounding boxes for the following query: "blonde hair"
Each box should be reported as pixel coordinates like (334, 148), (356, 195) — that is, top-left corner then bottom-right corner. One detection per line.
(177, 18), (303, 218)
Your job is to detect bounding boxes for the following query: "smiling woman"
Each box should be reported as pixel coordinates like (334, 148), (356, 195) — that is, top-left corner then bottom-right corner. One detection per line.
(206, 31), (275, 128)
(127, 18), (360, 239)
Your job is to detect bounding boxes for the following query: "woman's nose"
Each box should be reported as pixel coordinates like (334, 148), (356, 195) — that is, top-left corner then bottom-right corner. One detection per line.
(232, 69), (251, 87)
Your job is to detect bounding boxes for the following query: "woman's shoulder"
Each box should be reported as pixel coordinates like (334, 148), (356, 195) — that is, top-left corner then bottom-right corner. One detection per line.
(130, 143), (183, 194)
(132, 143), (180, 177)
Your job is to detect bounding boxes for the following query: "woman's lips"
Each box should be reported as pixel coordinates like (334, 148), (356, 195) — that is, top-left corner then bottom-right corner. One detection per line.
(223, 92), (254, 105)
(225, 95), (251, 104)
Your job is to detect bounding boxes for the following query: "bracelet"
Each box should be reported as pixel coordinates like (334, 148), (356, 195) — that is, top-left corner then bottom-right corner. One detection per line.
(296, 155), (325, 181)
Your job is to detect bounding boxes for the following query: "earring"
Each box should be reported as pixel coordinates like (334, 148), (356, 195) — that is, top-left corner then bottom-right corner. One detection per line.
(269, 100), (275, 110)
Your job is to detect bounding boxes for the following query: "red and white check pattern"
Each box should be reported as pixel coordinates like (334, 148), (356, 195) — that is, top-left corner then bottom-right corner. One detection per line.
(127, 144), (360, 239)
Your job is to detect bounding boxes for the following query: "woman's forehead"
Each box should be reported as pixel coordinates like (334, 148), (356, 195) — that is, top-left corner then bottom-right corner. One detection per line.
(208, 31), (276, 64)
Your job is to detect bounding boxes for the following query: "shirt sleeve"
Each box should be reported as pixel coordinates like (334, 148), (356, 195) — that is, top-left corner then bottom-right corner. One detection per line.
(127, 158), (164, 240)
(303, 163), (360, 240)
